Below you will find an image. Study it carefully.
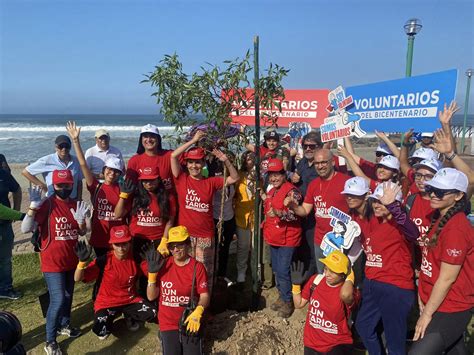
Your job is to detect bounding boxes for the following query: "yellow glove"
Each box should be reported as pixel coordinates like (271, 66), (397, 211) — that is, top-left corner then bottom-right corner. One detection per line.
(291, 284), (301, 295)
(157, 237), (170, 257)
(185, 305), (204, 333)
(148, 272), (158, 284)
(77, 261), (88, 270)
(346, 269), (355, 284)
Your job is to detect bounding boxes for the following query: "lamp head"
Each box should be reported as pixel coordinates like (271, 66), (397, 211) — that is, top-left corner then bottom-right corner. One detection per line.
(404, 18), (422, 36)
(466, 69), (474, 78)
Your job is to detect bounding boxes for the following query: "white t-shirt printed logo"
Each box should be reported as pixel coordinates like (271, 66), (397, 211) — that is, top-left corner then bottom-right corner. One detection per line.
(161, 281), (190, 307)
(185, 188), (209, 213)
(308, 298), (339, 334)
(54, 216), (79, 240)
(97, 197), (118, 221)
(137, 210), (162, 227)
(446, 248), (462, 257)
(313, 195), (331, 218)
(363, 238), (383, 268)
(420, 246), (432, 277)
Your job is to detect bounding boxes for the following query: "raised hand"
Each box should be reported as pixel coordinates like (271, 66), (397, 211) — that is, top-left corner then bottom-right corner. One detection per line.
(74, 240), (92, 262)
(403, 129), (415, 146)
(378, 182), (402, 206)
(66, 121), (81, 140)
(337, 144), (350, 158)
(431, 129), (453, 154)
(438, 100), (460, 126)
(70, 201), (91, 225)
(291, 261), (310, 285)
(212, 148), (229, 162)
(191, 130), (206, 143)
(141, 243), (165, 273)
(28, 185), (44, 209)
(120, 178), (136, 194)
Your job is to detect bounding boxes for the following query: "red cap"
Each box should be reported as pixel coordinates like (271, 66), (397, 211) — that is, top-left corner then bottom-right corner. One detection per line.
(267, 158), (284, 172)
(138, 166), (160, 180)
(183, 147), (206, 160)
(109, 225), (131, 244)
(52, 169), (74, 184)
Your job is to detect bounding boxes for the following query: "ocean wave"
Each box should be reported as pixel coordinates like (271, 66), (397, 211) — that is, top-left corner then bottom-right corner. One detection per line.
(0, 125), (183, 132)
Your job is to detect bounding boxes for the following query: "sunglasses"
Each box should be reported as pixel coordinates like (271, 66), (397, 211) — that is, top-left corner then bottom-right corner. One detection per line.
(375, 151), (389, 158)
(414, 172), (434, 181)
(303, 144), (319, 150)
(57, 144), (71, 150)
(424, 185), (458, 199)
(168, 243), (186, 251)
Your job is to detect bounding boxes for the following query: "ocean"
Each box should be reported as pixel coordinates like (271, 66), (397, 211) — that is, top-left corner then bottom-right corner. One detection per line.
(0, 113), (473, 164)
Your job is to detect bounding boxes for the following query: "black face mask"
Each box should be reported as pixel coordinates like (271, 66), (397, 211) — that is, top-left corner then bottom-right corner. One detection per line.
(54, 188), (73, 199)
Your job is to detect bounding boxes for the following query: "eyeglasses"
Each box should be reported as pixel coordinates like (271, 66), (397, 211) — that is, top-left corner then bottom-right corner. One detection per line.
(424, 185), (458, 199)
(314, 159), (331, 166)
(97, 135), (109, 140)
(57, 144), (71, 150)
(414, 172), (434, 181)
(168, 243), (186, 251)
(375, 151), (389, 158)
(303, 144), (319, 150)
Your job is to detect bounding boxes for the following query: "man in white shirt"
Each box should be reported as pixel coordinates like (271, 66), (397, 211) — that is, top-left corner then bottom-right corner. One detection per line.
(85, 129), (124, 181)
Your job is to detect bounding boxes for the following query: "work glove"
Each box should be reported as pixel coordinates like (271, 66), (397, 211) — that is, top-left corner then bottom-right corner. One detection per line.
(141, 244), (165, 283)
(74, 240), (91, 269)
(291, 261), (310, 294)
(119, 178), (135, 199)
(157, 237), (170, 257)
(28, 185), (44, 209)
(185, 305), (204, 334)
(70, 201), (91, 225)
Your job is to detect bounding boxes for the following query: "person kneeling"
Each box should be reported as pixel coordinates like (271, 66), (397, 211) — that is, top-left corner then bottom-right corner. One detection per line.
(292, 251), (360, 355)
(74, 225), (157, 340)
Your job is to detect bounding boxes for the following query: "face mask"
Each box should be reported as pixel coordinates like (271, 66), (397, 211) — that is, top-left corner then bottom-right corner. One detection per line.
(54, 188), (73, 199)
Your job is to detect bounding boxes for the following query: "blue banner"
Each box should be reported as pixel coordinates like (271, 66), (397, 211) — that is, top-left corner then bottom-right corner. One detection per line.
(346, 69), (458, 133)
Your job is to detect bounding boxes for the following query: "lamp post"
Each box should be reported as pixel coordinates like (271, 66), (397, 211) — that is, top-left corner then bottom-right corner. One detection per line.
(404, 18), (422, 77)
(461, 69), (473, 153)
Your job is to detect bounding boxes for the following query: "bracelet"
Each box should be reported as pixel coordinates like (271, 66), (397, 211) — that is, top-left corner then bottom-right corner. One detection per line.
(119, 192), (129, 199)
(445, 152), (457, 161)
(291, 284), (301, 295)
(147, 282), (156, 287)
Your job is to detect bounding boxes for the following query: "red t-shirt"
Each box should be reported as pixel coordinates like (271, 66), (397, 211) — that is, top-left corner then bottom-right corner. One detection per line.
(405, 193), (434, 246)
(129, 193), (177, 240)
(361, 217), (414, 290)
(406, 168), (420, 195)
(126, 150), (174, 190)
(419, 212), (474, 312)
(82, 251), (147, 311)
(359, 158), (377, 180)
(302, 275), (356, 352)
(304, 172), (350, 244)
(36, 197), (80, 272)
(174, 173), (224, 238)
(87, 180), (124, 248)
(157, 257), (208, 331)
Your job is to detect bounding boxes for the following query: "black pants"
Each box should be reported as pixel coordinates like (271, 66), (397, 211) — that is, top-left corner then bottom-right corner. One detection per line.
(296, 216), (316, 276)
(214, 217), (236, 278)
(408, 309), (472, 355)
(160, 329), (202, 355)
(92, 299), (157, 337)
(304, 344), (352, 355)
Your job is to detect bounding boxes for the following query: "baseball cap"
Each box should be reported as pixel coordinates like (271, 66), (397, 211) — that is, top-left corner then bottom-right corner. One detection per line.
(421, 132), (434, 138)
(264, 130), (280, 141)
(341, 176), (370, 196)
(413, 159), (442, 173)
(138, 166), (160, 180)
(319, 250), (351, 275)
(266, 158), (284, 172)
(141, 124), (160, 135)
(425, 168), (468, 193)
(55, 135), (71, 146)
(109, 225), (132, 244)
(369, 182), (403, 202)
(410, 147), (438, 161)
(52, 169), (74, 185)
(375, 143), (392, 155)
(377, 155), (400, 171)
(95, 129), (110, 138)
(168, 226), (190, 243)
(104, 156), (123, 173)
(183, 147), (206, 160)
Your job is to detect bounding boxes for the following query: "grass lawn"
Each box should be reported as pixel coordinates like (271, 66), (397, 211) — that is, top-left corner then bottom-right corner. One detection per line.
(1, 253), (160, 354)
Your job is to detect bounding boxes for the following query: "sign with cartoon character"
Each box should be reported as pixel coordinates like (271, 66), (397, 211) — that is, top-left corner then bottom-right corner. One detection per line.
(320, 206), (361, 257)
(320, 86), (366, 142)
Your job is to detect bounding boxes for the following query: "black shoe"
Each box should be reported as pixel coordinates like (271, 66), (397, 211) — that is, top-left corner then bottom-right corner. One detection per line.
(0, 289), (22, 300)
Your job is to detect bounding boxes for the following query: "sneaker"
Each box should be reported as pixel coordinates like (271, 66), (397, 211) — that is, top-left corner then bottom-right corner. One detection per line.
(125, 317), (139, 332)
(97, 333), (110, 340)
(57, 325), (81, 338)
(270, 297), (285, 311)
(0, 289), (22, 300)
(277, 301), (295, 318)
(44, 341), (62, 355)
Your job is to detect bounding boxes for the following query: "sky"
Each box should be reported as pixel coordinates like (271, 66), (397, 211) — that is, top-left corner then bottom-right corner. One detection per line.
(0, 0), (473, 114)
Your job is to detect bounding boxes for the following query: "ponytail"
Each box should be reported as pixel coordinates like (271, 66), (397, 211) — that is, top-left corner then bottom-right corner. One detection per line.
(425, 195), (467, 247)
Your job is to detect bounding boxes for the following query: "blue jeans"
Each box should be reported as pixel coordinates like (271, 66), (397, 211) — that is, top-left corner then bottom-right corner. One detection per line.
(355, 278), (415, 355)
(43, 270), (75, 343)
(270, 246), (295, 302)
(0, 223), (15, 293)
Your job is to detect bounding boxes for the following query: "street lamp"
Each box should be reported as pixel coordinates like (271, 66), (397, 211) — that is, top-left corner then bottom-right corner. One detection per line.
(461, 69), (473, 153)
(404, 18), (422, 77)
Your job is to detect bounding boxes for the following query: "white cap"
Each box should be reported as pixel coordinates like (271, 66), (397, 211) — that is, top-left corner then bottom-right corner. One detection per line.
(413, 159), (443, 173)
(341, 177), (370, 196)
(376, 143), (392, 155)
(421, 132), (434, 138)
(104, 156), (123, 173)
(370, 182), (403, 202)
(141, 124), (160, 135)
(377, 155), (400, 170)
(410, 147), (438, 161)
(425, 168), (468, 193)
